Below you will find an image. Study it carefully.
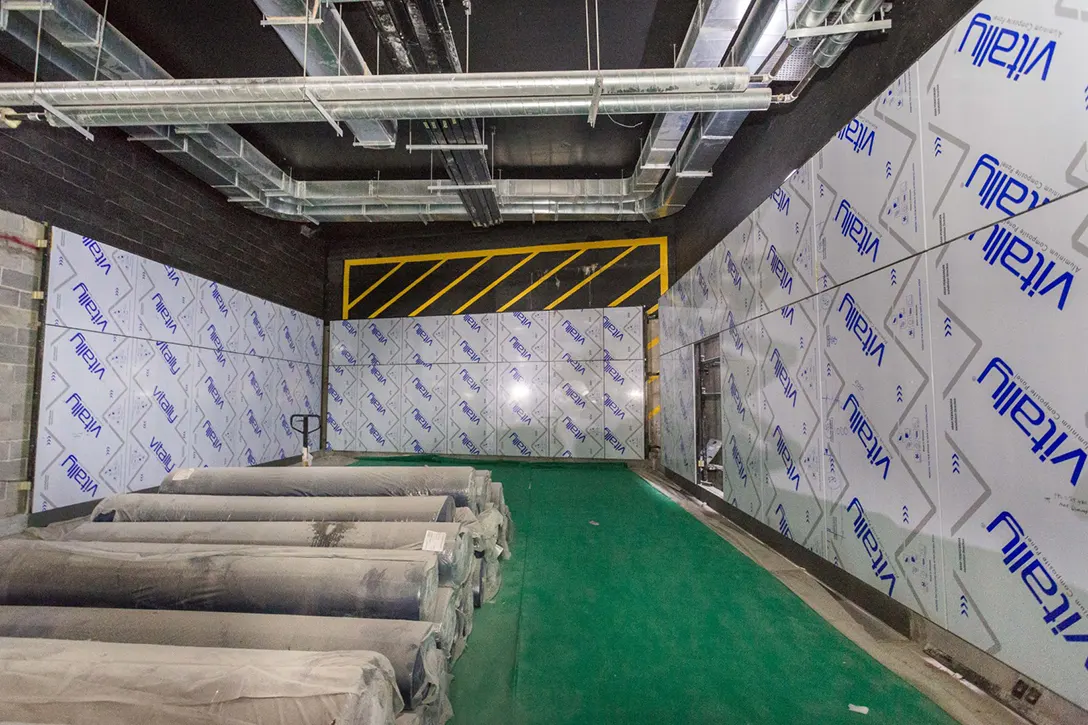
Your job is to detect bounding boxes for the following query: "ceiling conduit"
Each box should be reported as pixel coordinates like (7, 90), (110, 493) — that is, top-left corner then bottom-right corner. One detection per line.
(0, 0), (881, 224)
(252, 0), (397, 148)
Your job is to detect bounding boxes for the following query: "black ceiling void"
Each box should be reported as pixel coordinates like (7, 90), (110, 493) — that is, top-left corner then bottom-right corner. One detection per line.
(671, 0), (980, 277)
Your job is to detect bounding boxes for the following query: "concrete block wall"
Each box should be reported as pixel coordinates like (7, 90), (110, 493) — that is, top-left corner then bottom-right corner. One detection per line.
(0, 208), (43, 518)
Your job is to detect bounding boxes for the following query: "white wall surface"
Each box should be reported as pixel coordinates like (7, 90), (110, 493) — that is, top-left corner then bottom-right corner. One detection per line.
(34, 229), (323, 513)
(328, 307), (646, 460)
(659, 0), (1088, 707)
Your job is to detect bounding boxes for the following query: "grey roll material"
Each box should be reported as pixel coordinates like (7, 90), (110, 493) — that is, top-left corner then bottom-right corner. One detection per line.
(66, 520), (473, 586)
(488, 481), (513, 556)
(458, 582), (474, 638)
(162, 466), (487, 512)
(431, 586), (458, 656)
(0, 636), (402, 725)
(0, 606), (442, 710)
(91, 493), (456, 523)
(473, 556), (484, 608)
(0, 539), (439, 621)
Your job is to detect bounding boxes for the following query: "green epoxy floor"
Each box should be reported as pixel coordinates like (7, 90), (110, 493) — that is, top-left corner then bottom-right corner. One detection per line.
(351, 456), (958, 725)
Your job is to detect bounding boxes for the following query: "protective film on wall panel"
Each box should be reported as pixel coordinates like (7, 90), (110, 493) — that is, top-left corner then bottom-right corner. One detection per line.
(326, 307), (646, 459)
(654, 0), (1088, 706)
(33, 229), (323, 513)
(931, 189), (1088, 707)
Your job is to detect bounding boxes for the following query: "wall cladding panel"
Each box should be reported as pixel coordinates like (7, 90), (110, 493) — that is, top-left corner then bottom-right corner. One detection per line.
(656, 0), (1088, 707)
(327, 307), (645, 460)
(931, 188), (1088, 707)
(33, 229), (323, 514)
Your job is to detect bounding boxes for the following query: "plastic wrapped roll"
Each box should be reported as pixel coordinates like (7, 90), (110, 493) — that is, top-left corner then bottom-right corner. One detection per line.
(91, 493), (456, 523)
(489, 481), (513, 556)
(0, 636), (401, 725)
(161, 466), (486, 512)
(473, 555), (484, 608)
(0, 539), (438, 620)
(458, 582), (474, 638)
(396, 713), (423, 725)
(0, 606), (442, 710)
(431, 586), (458, 657)
(65, 521), (473, 586)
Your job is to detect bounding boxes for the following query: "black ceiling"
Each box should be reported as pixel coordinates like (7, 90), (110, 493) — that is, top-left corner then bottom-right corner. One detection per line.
(81, 0), (698, 181)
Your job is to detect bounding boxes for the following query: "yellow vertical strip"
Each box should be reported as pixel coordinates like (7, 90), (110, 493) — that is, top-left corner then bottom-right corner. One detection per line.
(498, 250), (585, 312)
(341, 261), (353, 320)
(346, 262), (405, 316)
(544, 246), (636, 311)
(455, 252), (538, 315)
(410, 256), (492, 317)
(609, 269), (661, 307)
(658, 238), (669, 293)
(368, 260), (445, 319)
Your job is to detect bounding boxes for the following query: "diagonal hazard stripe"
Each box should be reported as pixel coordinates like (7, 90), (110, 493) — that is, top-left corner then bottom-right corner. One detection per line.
(455, 252), (538, 315)
(369, 260), (445, 319)
(411, 256), (492, 317)
(545, 246), (636, 310)
(609, 268), (661, 307)
(345, 262), (404, 317)
(499, 250), (585, 312)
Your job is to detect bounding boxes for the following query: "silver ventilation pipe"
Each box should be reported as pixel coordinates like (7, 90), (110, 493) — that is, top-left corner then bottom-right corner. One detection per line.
(812, 0), (884, 67)
(0, 68), (752, 106)
(787, 0), (841, 45)
(646, 0), (784, 218)
(0, 0), (792, 223)
(7, 91), (771, 127)
(629, 0), (754, 194)
(252, 0), (396, 148)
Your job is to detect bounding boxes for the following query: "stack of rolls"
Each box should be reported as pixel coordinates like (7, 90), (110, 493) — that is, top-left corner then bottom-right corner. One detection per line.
(0, 463), (510, 725)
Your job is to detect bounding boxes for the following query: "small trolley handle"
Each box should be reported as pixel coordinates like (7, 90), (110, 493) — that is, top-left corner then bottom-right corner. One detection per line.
(290, 413), (320, 447)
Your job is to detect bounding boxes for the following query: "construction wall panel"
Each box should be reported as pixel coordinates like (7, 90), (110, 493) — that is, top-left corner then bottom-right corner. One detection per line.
(327, 307), (645, 460)
(33, 229), (322, 513)
(657, 0), (1088, 708)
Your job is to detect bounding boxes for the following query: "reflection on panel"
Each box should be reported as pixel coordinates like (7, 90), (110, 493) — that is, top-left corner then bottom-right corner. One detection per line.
(654, 0), (1088, 708)
(329, 307), (646, 459)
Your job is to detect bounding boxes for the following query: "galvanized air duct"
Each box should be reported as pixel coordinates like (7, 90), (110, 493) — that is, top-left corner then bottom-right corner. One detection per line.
(253, 0), (396, 147)
(0, 67), (752, 105)
(645, 0), (787, 219)
(25, 90), (772, 126)
(629, 0), (755, 194)
(812, 0), (884, 67)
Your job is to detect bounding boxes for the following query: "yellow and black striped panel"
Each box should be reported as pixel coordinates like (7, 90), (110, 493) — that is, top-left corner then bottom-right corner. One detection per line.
(342, 237), (668, 320)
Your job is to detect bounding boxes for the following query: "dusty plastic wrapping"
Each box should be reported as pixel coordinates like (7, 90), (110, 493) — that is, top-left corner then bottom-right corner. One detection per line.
(482, 554), (503, 603)
(91, 493), (456, 523)
(458, 580), (475, 638)
(0, 636), (402, 725)
(0, 606), (442, 710)
(488, 481), (513, 558)
(431, 586), (458, 657)
(396, 713), (424, 725)
(473, 555), (484, 608)
(0, 539), (439, 620)
(65, 520), (473, 587)
(162, 466), (489, 513)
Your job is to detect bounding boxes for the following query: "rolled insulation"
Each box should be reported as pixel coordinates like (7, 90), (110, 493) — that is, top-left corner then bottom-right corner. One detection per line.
(0, 636), (402, 725)
(91, 493), (456, 523)
(0, 606), (442, 710)
(162, 466), (487, 512)
(473, 555), (484, 608)
(0, 539), (438, 620)
(431, 586), (459, 657)
(66, 520), (473, 586)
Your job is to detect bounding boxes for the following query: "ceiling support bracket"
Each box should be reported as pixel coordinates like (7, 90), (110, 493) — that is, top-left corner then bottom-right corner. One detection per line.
(36, 96), (92, 140)
(785, 18), (891, 39)
(303, 87), (342, 136)
(587, 74), (603, 128)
